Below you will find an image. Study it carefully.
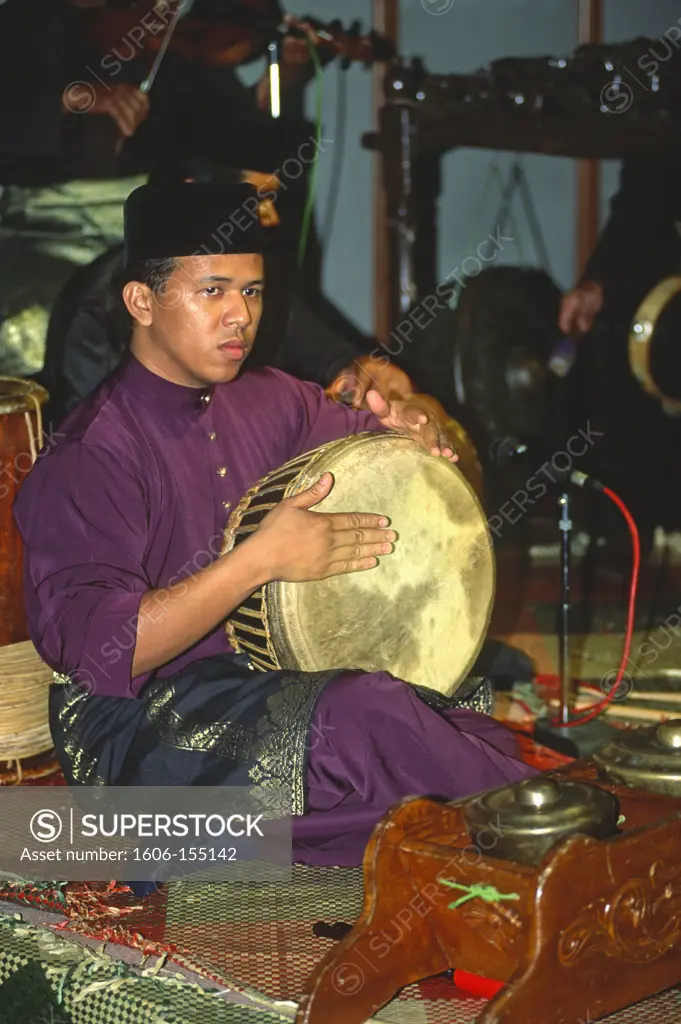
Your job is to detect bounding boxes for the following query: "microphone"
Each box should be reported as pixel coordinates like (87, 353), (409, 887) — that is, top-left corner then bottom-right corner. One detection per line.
(488, 436), (528, 464)
(488, 436), (604, 492)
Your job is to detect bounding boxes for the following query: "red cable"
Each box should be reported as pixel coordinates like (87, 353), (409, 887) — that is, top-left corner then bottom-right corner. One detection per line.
(448, 489), (638, 1008)
(450, 489), (639, 1005)
(548, 485), (640, 728)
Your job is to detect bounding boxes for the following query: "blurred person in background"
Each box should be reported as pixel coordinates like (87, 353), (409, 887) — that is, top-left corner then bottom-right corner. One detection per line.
(559, 157), (681, 561)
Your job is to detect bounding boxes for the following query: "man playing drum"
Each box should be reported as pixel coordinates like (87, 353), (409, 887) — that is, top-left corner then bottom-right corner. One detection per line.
(14, 182), (534, 868)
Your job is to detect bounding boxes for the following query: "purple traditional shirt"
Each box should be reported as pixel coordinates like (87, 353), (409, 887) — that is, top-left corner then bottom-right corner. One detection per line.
(14, 355), (384, 698)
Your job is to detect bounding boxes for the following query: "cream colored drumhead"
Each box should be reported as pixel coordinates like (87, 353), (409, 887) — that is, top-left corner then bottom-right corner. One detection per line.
(268, 433), (494, 697)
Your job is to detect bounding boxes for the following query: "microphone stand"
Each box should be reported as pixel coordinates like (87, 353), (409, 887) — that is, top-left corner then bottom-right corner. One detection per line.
(558, 488), (571, 728)
(533, 484), (619, 758)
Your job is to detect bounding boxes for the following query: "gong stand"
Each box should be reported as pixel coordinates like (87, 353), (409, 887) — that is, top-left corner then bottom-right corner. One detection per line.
(364, 44), (681, 335)
(367, 59), (442, 333)
(295, 761), (681, 1024)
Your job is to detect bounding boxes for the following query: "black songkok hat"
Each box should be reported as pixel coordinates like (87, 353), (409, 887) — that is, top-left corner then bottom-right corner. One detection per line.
(123, 182), (266, 268)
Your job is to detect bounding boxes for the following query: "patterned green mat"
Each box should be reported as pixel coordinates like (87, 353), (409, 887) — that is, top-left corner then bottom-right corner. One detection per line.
(0, 913), (294, 1024)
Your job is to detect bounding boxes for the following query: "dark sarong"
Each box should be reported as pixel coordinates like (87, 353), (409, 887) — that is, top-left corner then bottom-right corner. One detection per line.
(50, 654), (497, 810)
(50, 654), (337, 816)
(49, 653), (530, 874)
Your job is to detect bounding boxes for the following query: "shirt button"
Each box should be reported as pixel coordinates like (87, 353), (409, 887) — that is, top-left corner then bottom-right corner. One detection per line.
(217, 467), (227, 477)
(223, 501), (231, 509)
(208, 432), (217, 441)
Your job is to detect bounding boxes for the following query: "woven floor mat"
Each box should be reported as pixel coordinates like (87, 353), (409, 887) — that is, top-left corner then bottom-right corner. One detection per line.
(2, 871), (681, 1023)
(164, 866), (446, 1009)
(163, 867), (489, 1022)
(161, 866), (681, 1024)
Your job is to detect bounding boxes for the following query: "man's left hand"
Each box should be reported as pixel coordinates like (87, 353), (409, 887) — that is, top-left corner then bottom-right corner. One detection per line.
(326, 355), (414, 408)
(365, 391), (459, 463)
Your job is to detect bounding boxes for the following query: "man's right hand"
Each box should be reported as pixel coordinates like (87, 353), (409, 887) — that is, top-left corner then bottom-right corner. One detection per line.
(558, 279), (604, 338)
(133, 474), (394, 678)
(62, 81), (149, 138)
(250, 473), (397, 582)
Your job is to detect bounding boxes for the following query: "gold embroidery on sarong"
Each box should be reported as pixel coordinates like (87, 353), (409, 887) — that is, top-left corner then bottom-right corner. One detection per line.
(247, 672), (337, 815)
(413, 677), (494, 716)
(56, 684), (107, 786)
(143, 671), (336, 816)
(144, 680), (255, 762)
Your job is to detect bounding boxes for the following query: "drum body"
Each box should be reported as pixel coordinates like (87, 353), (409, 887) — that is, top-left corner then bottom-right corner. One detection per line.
(0, 377), (49, 646)
(222, 432), (495, 698)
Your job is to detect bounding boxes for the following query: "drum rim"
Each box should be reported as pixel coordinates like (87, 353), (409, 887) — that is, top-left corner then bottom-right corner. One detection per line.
(0, 376), (49, 415)
(222, 445), (331, 672)
(628, 276), (681, 412)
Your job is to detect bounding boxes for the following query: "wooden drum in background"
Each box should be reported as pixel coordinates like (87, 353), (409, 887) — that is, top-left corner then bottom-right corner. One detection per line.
(222, 432), (495, 699)
(0, 377), (49, 646)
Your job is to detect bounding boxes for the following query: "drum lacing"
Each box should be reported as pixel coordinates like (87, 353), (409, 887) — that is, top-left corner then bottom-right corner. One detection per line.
(23, 392), (44, 465)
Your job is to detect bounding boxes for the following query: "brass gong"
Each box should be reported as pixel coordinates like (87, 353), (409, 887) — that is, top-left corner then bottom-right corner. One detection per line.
(594, 719), (681, 797)
(464, 776), (621, 866)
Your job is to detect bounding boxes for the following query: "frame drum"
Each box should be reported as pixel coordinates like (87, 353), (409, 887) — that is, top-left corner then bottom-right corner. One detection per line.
(0, 377), (49, 646)
(222, 432), (495, 698)
(629, 276), (681, 414)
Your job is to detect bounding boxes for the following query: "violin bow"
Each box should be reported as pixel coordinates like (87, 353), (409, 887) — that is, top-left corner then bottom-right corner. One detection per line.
(107, 1), (187, 158)
(139, 0), (189, 94)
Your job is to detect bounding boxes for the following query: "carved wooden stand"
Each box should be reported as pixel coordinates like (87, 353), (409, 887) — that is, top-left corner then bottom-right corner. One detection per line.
(295, 763), (681, 1024)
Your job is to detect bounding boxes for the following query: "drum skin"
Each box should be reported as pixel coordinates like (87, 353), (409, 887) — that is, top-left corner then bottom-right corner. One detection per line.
(0, 378), (49, 646)
(222, 432), (495, 698)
